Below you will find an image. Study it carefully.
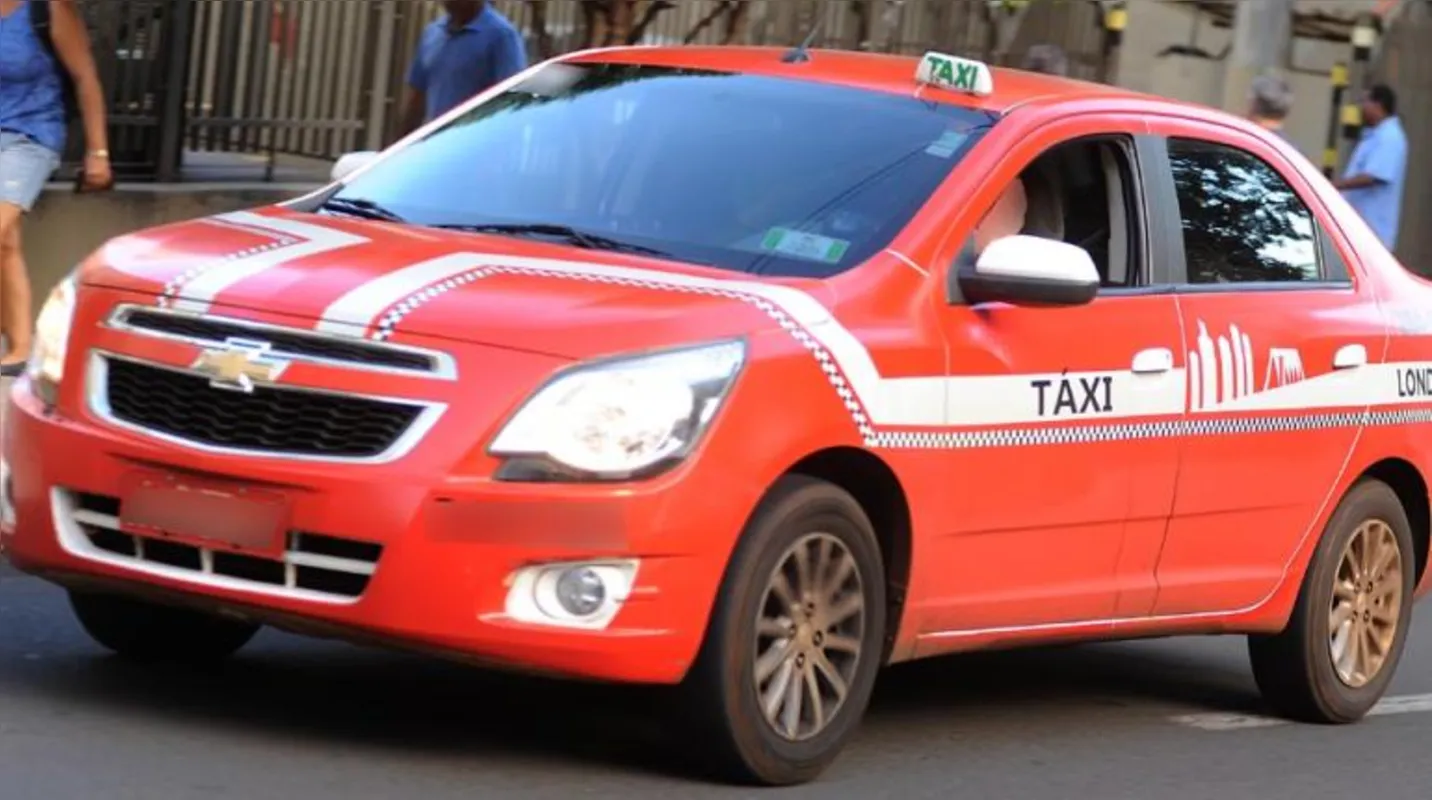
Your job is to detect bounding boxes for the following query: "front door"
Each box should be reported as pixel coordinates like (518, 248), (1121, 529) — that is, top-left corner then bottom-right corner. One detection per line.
(916, 126), (1186, 637)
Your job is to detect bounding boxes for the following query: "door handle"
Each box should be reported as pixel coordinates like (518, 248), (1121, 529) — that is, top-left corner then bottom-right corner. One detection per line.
(1333, 344), (1367, 370)
(1132, 347), (1174, 374)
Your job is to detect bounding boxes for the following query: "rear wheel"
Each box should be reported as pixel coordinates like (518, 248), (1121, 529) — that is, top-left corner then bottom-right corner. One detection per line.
(1248, 479), (1414, 722)
(683, 475), (886, 786)
(69, 590), (260, 663)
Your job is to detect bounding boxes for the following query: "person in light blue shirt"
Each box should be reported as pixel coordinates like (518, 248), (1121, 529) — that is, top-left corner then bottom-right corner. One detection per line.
(1334, 84), (1408, 251)
(400, 1), (527, 138)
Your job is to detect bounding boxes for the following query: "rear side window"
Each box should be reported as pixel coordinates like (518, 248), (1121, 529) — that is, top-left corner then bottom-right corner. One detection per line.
(1167, 138), (1321, 284)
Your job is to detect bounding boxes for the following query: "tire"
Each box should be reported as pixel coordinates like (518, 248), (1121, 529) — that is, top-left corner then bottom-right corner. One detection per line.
(1248, 478), (1415, 723)
(682, 474), (887, 786)
(69, 590), (261, 664)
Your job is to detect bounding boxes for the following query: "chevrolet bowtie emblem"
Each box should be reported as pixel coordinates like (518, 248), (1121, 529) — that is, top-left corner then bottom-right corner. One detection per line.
(191, 338), (288, 393)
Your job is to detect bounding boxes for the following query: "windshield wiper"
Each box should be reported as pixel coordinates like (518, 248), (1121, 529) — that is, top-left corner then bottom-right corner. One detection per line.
(318, 196), (407, 223)
(433, 222), (684, 261)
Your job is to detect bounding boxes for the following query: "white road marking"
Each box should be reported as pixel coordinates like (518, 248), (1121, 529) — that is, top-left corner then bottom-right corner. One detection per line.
(1171, 693), (1432, 730)
(1169, 712), (1288, 731)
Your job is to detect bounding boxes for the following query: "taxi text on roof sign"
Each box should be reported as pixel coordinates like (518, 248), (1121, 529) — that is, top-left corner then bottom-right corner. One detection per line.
(916, 51), (995, 97)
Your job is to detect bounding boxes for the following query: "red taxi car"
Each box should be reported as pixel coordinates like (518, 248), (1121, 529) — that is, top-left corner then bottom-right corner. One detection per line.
(4, 45), (1431, 785)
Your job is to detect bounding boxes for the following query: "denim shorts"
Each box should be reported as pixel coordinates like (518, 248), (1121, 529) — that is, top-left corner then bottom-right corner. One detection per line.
(0, 131), (61, 212)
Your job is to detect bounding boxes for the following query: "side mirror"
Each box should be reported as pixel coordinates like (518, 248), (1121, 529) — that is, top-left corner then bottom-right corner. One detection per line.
(953, 235), (1100, 307)
(330, 150), (379, 183)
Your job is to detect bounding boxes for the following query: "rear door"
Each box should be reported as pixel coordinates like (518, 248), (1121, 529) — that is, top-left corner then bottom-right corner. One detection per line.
(1141, 122), (1387, 616)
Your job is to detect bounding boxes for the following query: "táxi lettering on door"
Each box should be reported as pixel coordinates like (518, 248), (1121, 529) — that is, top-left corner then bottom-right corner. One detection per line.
(1032, 376), (1114, 417)
(1396, 366), (1432, 398)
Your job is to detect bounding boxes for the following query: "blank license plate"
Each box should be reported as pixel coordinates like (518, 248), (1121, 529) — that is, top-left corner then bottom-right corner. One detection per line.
(119, 472), (290, 557)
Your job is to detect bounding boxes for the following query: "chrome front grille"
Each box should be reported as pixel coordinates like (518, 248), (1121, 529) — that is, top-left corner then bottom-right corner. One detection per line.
(69, 491), (382, 600)
(92, 305), (451, 463)
(107, 304), (456, 378)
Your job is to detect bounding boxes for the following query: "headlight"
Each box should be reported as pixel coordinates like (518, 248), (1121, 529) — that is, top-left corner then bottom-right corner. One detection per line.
(489, 339), (746, 480)
(28, 273), (77, 404)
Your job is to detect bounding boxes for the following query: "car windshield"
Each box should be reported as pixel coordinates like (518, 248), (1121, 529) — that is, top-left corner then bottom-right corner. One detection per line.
(325, 61), (997, 278)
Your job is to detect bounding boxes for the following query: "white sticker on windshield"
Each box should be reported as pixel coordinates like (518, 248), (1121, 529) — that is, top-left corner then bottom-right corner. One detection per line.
(761, 227), (851, 264)
(926, 128), (969, 158)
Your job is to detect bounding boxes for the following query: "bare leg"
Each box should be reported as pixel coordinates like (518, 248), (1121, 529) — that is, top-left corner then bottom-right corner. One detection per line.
(0, 203), (32, 367)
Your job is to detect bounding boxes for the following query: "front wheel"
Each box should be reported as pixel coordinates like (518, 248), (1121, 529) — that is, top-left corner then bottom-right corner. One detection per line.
(1248, 478), (1415, 723)
(683, 475), (887, 786)
(69, 590), (261, 664)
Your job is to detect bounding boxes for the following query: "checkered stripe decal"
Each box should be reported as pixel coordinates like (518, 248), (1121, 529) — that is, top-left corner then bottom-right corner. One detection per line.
(872, 408), (1432, 450)
(370, 263), (880, 439)
(873, 420), (1185, 449)
(372, 267), (498, 342)
(156, 232), (300, 309)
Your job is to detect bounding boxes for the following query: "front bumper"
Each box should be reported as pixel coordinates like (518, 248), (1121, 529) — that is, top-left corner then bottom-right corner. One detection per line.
(1, 376), (746, 684)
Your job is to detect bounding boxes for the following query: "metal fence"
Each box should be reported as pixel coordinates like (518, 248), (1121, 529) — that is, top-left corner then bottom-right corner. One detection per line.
(74, 0), (1117, 181)
(61, 0), (173, 177)
(182, 0), (384, 163)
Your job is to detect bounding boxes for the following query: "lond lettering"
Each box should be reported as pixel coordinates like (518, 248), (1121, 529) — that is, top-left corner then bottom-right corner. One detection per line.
(1397, 367), (1432, 398)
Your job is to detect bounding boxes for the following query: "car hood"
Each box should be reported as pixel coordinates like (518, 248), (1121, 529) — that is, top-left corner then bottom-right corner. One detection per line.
(80, 208), (838, 360)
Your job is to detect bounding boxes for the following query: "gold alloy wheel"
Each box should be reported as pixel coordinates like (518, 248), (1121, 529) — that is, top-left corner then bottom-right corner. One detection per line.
(753, 532), (866, 742)
(1329, 519), (1403, 688)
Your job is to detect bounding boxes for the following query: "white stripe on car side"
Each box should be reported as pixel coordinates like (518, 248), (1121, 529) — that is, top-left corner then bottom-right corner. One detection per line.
(164, 212), (369, 315)
(1194, 362), (1407, 413)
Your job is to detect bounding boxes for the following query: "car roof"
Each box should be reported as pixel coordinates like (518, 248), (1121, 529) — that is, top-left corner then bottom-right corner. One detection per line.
(562, 45), (1153, 114)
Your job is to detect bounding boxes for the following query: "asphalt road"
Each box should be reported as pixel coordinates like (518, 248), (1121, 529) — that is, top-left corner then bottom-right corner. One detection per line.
(4, 561), (1432, 800)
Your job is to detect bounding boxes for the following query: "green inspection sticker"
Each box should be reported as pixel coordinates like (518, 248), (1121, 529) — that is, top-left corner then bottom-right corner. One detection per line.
(760, 227), (851, 263)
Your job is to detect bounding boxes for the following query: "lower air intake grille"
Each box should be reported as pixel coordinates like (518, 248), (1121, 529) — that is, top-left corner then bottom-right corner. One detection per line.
(72, 491), (382, 600)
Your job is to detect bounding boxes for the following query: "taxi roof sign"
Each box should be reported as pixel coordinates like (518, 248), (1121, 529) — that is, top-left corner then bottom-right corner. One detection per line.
(915, 51), (995, 97)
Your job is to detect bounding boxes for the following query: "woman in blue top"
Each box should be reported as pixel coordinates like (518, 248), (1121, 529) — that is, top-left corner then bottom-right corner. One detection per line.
(0, 0), (110, 375)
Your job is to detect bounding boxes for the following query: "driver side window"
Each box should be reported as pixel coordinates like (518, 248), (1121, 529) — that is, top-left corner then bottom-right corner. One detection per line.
(972, 136), (1144, 289)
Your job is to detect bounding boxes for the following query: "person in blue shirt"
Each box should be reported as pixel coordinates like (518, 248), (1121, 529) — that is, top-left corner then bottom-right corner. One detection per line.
(0, 0), (111, 375)
(399, 1), (527, 137)
(1333, 84), (1409, 251)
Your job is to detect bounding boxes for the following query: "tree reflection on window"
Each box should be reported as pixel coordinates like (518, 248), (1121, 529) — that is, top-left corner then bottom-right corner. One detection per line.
(1168, 139), (1320, 284)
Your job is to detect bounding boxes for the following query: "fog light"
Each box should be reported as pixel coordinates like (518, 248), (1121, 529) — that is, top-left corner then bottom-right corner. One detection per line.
(555, 567), (606, 617)
(503, 559), (639, 630)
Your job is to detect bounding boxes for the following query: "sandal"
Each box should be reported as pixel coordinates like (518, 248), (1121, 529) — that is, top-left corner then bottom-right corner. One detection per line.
(0, 361), (27, 378)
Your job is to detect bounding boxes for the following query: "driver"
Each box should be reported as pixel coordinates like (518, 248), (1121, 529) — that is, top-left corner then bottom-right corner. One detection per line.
(971, 165), (1064, 255)
(972, 177), (1028, 254)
